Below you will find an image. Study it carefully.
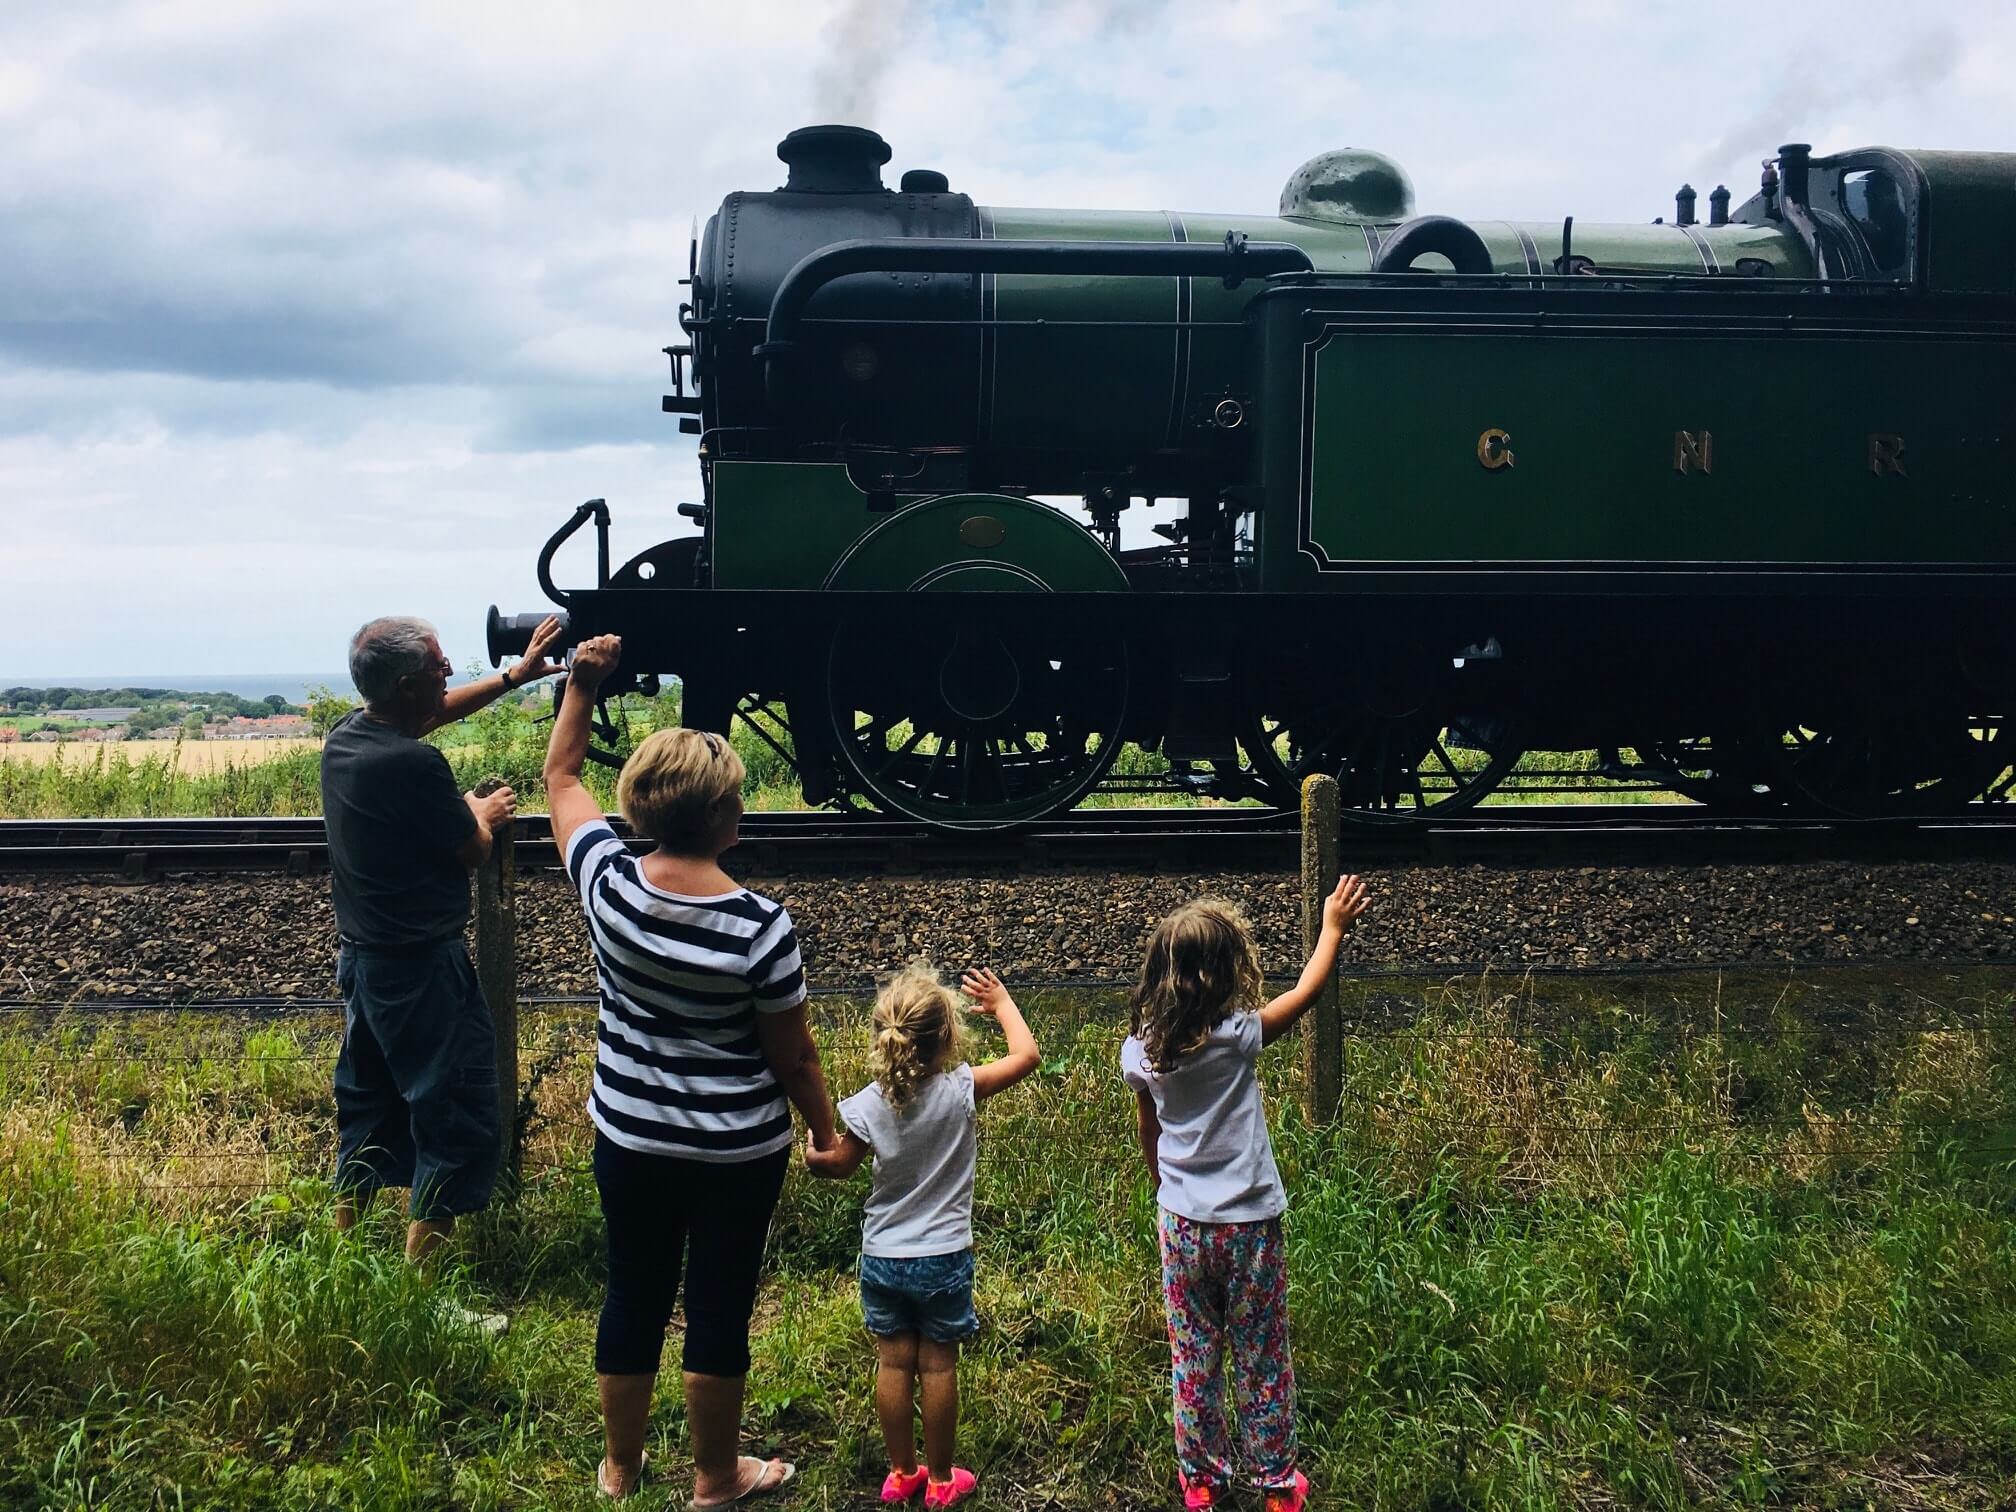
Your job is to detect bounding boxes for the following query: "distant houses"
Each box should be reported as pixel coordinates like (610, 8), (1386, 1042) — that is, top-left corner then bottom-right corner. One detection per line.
(217, 714), (311, 739)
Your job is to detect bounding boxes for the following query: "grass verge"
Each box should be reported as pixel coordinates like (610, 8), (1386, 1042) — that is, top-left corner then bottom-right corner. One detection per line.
(3, 979), (2015, 1509)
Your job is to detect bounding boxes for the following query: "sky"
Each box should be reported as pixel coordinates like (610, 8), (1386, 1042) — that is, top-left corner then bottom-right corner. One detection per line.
(5, 0), (2011, 679)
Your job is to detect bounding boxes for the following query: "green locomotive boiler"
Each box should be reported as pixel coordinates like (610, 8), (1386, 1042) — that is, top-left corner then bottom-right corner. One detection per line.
(490, 125), (2015, 827)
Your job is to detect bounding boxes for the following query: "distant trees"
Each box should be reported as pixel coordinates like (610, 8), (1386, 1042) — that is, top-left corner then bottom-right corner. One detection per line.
(306, 685), (356, 738)
(0, 687), (307, 720)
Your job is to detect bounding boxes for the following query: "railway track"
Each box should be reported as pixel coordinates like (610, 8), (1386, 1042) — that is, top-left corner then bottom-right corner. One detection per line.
(4, 805), (2015, 877)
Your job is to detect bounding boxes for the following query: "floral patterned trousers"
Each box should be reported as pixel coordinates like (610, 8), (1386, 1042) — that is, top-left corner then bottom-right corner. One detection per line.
(1157, 1208), (1297, 1493)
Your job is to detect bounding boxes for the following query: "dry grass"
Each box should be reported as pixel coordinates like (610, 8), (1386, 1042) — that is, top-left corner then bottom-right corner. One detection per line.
(0, 737), (323, 769)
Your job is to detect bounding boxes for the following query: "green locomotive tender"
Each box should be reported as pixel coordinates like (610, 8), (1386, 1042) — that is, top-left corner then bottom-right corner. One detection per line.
(491, 125), (2015, 827)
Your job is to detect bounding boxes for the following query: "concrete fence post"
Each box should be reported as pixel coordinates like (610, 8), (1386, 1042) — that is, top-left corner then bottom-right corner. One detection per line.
(475, 814), (521, 1190)
(1299, 772), (1343, 1125)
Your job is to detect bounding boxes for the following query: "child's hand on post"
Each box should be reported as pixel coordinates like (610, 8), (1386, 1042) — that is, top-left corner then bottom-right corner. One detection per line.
(1323, 873), (1370, 935)
(960, 966), (1014, 1017)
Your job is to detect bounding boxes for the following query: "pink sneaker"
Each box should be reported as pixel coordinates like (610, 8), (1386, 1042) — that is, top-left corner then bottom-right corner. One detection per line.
(1263, 1470), (1310, 1512)
(881, 1467), (928, 1503)
(1180, 1472), (1220, 1509)
(924, 1468), (977, 1508)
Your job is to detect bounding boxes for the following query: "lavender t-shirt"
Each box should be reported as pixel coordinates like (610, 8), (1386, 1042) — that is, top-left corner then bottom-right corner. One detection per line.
(1121, 1012), (1285, 1224)
(839, 1064), (978, 1258)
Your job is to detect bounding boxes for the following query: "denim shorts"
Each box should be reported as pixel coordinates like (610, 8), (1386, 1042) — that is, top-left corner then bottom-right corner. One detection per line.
(332, 939), (501, 1222)
(859, 1248), (979, 1343)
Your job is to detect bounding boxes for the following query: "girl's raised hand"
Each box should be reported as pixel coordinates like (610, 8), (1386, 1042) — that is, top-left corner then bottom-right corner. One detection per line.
(960, 966), (1011, 1016)
(1322, 873), (1370, 934)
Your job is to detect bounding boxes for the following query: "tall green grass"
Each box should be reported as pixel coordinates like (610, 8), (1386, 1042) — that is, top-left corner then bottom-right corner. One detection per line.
(4, 983), (2016, 1507)
(0, 691), (794, 819)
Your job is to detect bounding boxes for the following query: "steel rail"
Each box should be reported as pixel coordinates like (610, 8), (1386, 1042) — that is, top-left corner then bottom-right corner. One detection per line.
(4, 806), (2016, 877)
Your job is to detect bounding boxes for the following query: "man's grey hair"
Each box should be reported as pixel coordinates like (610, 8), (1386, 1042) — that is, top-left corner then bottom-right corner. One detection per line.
(349, 617), (440, 704)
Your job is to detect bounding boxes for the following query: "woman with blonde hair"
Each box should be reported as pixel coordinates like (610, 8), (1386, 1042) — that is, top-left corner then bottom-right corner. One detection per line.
(545, 635), (836, 1507)
(805, 962), (1040, 1508)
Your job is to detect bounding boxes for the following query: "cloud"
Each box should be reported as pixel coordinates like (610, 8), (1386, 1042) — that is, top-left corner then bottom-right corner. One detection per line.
(3, 0), (2011, 674)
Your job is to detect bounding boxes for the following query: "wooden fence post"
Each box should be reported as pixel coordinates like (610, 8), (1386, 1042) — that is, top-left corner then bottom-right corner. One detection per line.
(1300, 772), (1343, 1125)
(475, 815), (520, 1190)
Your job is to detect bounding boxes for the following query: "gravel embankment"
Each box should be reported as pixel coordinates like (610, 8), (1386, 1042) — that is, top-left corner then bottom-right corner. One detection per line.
(3, 861), (2013, 1001)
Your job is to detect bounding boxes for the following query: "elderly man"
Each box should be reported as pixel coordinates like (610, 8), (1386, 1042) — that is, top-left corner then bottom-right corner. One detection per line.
(323, 612), (564, 1272)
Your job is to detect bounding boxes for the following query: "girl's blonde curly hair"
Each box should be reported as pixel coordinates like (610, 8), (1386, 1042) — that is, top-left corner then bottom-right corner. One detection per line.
(1129, 897), (1265, 1073)
(870, 962), (969, 1108)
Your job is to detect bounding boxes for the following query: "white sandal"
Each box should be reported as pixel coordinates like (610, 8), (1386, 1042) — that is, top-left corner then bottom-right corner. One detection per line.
(597, 1450), (647, 1498)
(688, 1455), (796, 1509)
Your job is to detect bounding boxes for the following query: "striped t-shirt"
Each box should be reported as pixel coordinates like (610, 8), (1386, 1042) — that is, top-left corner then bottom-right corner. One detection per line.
(567, 821), (807, 1161)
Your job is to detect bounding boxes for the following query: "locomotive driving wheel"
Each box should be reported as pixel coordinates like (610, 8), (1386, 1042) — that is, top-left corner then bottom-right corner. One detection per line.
(1237, 641), (1523, 820)
(1760, 717), (2007, 818)
(825, 612), (1128, 828)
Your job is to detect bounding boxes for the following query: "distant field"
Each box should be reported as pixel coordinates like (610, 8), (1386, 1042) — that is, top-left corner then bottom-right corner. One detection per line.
(0, 738), (322, 771)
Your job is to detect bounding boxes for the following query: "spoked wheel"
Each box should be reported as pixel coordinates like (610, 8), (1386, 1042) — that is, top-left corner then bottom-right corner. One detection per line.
(1631, 735), (1780, 811)
(826, 614), (1128, 828)
(1236, 635), (1523, 819)
(1242, 698), (1524, 819)
(1761, 718), (2007, 818)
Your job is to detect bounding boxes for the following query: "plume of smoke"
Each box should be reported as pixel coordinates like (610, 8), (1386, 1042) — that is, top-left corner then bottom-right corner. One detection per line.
(810, 0), (919, 126)
(1703, 26), (1960, 180)
(806, 0), (1158, 125)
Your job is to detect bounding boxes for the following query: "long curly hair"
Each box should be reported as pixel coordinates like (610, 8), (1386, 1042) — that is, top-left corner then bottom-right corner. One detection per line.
(870, 962), (968, 1108)
(1129, 897), (1265, 1072)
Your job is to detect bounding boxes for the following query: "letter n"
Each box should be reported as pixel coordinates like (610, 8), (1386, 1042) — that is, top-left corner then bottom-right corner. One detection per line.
(1672, 430), (1712, 475)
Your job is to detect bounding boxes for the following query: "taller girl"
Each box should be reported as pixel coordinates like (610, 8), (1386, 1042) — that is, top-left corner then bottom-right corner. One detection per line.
(1123, 877), (1370, 1512)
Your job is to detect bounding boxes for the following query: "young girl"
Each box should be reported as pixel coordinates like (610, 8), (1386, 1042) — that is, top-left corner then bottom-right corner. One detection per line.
(1124, 876), (1370, 1512)
(805, 963), (1039, 1509)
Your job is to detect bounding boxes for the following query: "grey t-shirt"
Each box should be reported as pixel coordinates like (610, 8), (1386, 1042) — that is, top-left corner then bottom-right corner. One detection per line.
(1122, 1012), (1286, 1225)
(838, 1064), (977, 1258)
(320, 710), (477, 948)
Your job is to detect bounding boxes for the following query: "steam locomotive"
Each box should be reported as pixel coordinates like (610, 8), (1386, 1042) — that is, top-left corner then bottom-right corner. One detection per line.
(490, 125), (2016, 827)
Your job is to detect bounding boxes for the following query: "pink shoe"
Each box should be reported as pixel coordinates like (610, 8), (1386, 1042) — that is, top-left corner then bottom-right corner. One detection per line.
(881, 1467), (929, 1503)
(1180, 1472), (1220, 1509)
(924, 1467), (977, 1508)
(1263, 1470), (1310, 1512)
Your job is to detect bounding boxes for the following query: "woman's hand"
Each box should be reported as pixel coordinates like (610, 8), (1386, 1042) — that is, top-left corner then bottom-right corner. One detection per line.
(960, 966), (1012, 1016)
(1321, 873), (1370, 935)
(568, 633), (623, 693)
(803, 1129), (838, 1174)
(803, 1127), (867, 1179)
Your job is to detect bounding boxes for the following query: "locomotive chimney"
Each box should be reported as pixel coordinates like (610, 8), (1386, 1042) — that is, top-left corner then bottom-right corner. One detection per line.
(1778, 143), (1811, 207)
(1708, 184), (1730, 226)
(777, 124), (892, 193)
(1674, 183), (1697, 226)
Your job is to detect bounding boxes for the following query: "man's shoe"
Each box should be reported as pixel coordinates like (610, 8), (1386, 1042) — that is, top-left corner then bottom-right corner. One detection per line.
(443, 1301), (509, 1337)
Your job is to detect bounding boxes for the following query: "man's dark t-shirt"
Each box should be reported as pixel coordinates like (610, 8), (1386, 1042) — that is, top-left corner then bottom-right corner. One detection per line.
(321, 710), (478, 948)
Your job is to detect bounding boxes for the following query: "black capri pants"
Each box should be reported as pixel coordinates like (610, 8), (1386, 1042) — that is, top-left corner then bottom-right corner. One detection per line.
(593, 1130), (791, 1378)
